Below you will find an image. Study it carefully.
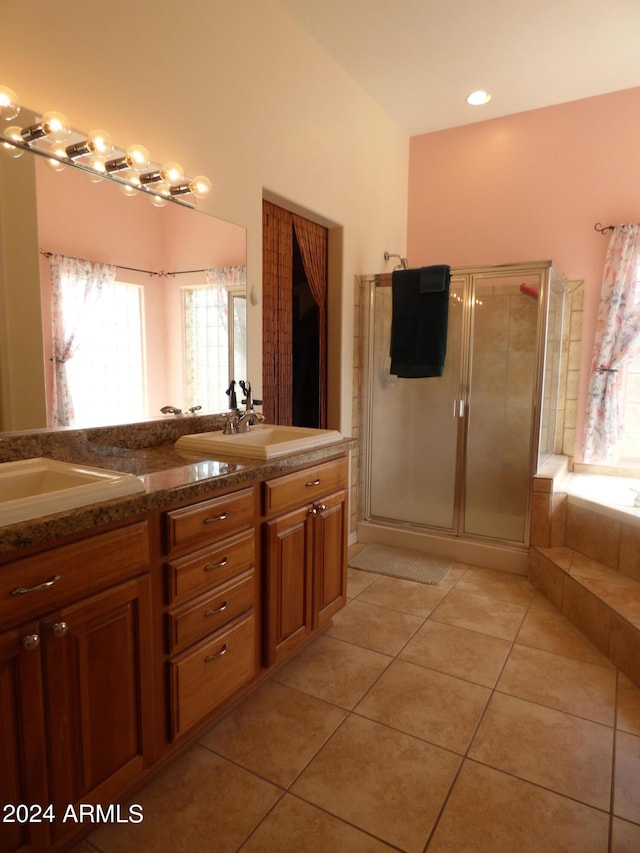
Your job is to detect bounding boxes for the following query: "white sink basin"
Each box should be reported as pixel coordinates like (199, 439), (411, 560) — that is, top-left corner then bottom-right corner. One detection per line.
(0, 457), (145, 526)
(175, 424), (342, 459)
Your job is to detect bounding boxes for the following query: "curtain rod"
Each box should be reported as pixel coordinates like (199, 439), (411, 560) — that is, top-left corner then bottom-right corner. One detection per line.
(594, 222), (615, 234)
(40, 250), (213, 278)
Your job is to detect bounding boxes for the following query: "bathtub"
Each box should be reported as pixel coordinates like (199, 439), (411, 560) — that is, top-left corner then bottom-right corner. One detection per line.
(562, 472), (640, 528)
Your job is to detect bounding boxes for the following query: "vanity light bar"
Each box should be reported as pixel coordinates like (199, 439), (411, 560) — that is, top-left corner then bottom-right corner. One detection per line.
(0, 85), (211, 206)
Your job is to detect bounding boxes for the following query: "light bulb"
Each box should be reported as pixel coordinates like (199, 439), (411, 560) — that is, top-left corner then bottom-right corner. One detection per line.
(120, 181), (139, 197)
(21, 110), (70, 143)
(466, 90), (491, 106)
(155, 181), (171, 197)
(189, 175), (211, 198)
(66, 128), (113, 160)
(125, 144), (149, 170)
(45, 148), (67, 172)
(159, 161), (184, 185)
(87, 155), (107, 181)
(119, 170), (141, 197)
(41, 111), (71, 142)
(150, 193), (168, 208)
(124, 170), (141, 186)
(106, 143), (150, 174)
(87, 129), (112, 155)
(1, 126), (25, 159)
(0, 86), (19, 121)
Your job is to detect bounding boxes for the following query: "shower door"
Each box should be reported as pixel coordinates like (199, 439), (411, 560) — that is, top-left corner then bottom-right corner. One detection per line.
(368, 276), (466, 532)
(463, 270), (542, 542)
(365, 263), (548, 546)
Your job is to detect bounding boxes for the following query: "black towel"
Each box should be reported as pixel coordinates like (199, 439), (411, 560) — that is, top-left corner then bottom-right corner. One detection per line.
(390, 265), (451, 378)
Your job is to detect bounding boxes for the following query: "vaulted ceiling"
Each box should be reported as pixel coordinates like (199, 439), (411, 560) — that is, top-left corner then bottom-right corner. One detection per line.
(280, 0), (640, 134)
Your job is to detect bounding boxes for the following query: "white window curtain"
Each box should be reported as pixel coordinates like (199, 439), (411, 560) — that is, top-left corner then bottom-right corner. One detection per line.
(183, 265), (246, 411)
(584, 224), (640, 462)
(48, 254), (116, 426)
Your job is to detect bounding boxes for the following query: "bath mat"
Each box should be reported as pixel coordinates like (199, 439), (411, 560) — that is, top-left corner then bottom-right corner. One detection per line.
(349, 544), (450, 585)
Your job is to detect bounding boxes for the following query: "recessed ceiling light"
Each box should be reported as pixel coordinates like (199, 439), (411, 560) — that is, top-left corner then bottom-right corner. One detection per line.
(466, 90), (492, 106)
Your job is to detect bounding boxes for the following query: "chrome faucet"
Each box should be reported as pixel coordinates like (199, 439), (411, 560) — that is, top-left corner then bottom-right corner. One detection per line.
(630, 487), (640, 508)
(224, 380), (265, 434)
(237, 380), (265, 432)
(160, 405), (182, 415)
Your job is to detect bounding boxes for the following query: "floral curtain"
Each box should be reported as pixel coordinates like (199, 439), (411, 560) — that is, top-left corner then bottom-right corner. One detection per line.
(584, 224), (640, 462)
(48, 254), (116, 426)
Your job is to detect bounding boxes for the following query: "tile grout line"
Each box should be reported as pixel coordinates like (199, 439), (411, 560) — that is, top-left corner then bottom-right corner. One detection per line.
(240, 565), (473, 851)
(608, 668), (620, 853)
(421, 576), (538, 850)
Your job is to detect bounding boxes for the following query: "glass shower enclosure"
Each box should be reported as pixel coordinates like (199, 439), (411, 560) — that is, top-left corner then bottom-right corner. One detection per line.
(362, 261), (563, 547)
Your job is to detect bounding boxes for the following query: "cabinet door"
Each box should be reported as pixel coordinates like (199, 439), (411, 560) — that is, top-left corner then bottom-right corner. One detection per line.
(313, 489), (348, 628)
(0, 628), (48, 853)
(41, 575), (153, 843)
(264, 505), (313, 666)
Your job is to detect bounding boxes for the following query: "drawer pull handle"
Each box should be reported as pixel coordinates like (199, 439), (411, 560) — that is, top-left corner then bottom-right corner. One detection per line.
(204, 643), (228, 662)
(204, 557), (228, 572)
(22, 633), (40, 651)
(11, 574), (62, 596)
(204, 602), (228, 616)
(203, 512), (227, 525)
(305, 478), (321, 487)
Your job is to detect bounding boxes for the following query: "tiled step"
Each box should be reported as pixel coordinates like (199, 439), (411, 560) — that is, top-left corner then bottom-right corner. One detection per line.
(529, 545), (640, 686)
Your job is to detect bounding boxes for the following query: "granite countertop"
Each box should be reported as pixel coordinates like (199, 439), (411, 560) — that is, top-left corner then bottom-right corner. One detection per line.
(0, 415), (356, 556)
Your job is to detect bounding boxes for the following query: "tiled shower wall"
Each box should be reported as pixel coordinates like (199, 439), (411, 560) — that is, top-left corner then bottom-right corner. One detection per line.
(558, 281), (585, 459)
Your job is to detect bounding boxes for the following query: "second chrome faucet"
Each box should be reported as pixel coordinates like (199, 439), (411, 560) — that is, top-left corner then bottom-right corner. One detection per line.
(224, 380), (265, 434)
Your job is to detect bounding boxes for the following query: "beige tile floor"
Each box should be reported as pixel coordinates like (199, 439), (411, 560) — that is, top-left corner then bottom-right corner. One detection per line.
(79, 547), (640, 853)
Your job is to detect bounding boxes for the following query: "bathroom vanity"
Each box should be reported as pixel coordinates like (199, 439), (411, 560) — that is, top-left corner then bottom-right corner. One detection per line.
(0, 422), (353, 852)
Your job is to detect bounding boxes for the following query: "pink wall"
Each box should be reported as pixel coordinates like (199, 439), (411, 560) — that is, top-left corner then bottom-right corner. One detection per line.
(407, 87), (640, 462)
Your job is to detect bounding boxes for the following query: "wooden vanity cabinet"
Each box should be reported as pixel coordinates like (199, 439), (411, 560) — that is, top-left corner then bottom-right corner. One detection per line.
(0, 626), (48, 853)
(163, 486), (259, 741)
(263, 456), (348, 666)
(0, 521), (153, 852)
(0, 450), (349, 851)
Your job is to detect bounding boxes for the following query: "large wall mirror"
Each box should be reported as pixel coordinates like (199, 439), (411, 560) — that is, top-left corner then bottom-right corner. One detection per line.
(0, 108), (247, 433)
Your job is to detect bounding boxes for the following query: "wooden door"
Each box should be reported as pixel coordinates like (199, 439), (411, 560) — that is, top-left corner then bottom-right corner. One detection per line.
(41, 575), (153, 842)
(264, 505), (313, 665)
(262, 200), (327, 426)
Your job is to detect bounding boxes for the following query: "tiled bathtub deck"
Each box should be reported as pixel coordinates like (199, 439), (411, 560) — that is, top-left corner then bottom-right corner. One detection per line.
(530, 466), (640, 687)
(529, 545), (640, 686)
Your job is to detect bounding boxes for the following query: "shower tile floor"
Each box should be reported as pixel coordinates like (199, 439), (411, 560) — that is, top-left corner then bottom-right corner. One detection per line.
(77, 545), (640, 853)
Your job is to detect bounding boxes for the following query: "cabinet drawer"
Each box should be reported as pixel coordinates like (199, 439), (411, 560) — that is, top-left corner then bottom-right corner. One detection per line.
(167, 569), (255, 653)
(166, 487), (255, 554)
(0, 522), (149, 629)
(166, 529), (255, 604)
(263, 456), (348, 517)
(169, 612), (257, 739)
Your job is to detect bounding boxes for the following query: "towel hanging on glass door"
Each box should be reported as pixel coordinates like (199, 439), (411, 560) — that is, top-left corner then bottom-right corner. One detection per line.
(389, 265), (451, 377)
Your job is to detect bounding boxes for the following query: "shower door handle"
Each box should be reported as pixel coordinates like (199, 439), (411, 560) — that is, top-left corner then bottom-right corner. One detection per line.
(453, 399), (465, 418)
